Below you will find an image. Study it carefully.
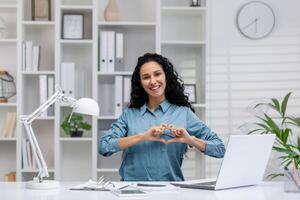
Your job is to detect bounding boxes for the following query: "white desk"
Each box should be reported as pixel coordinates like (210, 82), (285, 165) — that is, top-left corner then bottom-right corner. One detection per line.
(0, 182), (299, 200)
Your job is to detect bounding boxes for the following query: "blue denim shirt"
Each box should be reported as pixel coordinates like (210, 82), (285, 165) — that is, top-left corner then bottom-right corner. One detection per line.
(98, 100), (225, 181)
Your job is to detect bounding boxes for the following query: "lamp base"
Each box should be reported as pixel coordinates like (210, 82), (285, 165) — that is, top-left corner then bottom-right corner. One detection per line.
(26, 179), (60, 189)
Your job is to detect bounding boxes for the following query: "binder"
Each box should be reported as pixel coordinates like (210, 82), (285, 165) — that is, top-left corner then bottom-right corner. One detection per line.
(115, 76), (123, 117)
(47, 76), (54, 116)
(99, 31), (108, 72)
(32, 45), (40, 71)
(22, 41), (26, 72)
(115, 33), (124, 70)
(25, 41), (33, 71)
(39, 75), (48, 117)
(61, 62), (75, 98)
(107, 31), (115, 72)
(123, 76), (131, 104)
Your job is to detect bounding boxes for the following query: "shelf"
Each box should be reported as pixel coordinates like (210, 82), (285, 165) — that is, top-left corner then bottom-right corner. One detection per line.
(60, 5), (93, 11)
(98, 116), (118, 120)
(0, 39), (17, 43)
(36, 116), (55, 120)
(97, 71), (132, 76)
(98, 21), (156, 27)
(0, 138), (16, 141)
(161, 6), (206, 12)
(0, 103), (17, 107)
(59, 137), (93, 142)
(97, 168), (119, 172)
(21, 168), (55, 173)
(161, 40), (205, 46)
(0, 4), (17, 9)
(22, 21), (55, 26)
(60, 39), (93, 44)
(22, 71), (55, 75)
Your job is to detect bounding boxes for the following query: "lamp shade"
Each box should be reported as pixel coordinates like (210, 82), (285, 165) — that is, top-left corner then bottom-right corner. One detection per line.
(73, 98), (99, 116)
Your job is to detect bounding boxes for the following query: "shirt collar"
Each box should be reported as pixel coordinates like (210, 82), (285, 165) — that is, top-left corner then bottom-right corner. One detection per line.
(140, 99), (172, 116)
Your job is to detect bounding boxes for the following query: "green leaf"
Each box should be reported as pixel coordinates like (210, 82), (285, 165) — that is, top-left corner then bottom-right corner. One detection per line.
(266, 173), (284, 180)
(254, 103), (267, 109)
(270, 98), (281, 113)
(281, 92), (292, 117)
(255, 122), (271, 133)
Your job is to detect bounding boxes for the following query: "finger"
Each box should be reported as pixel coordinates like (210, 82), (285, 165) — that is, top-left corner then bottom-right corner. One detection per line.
(161, 123), (168, 129)
(168, 124), (175, 129)
(166, 138), (177, 144)
(153, 138), (168, 144)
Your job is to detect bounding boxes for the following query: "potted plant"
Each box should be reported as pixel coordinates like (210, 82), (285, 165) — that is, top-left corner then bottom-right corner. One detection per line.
(61, 113), (91, 137)
(246, 92), (300, 191)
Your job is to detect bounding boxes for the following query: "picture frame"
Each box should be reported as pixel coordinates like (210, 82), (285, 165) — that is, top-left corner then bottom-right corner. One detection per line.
(185, 84), (197, 103)
(32, 0), (51, 21)
(190, 0), (201, 7)
(62, 14), (84, 39)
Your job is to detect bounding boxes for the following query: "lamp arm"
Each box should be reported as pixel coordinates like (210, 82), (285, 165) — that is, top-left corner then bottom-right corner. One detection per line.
(23, 123), (48, 182)
(20, 86), (78, 183)
(25, 90), (63, 124)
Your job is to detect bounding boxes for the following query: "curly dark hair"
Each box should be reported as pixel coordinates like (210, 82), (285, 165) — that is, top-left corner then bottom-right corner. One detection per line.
(129, 53), (194, 112)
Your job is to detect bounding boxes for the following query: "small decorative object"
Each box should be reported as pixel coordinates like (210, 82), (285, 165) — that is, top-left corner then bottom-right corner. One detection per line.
(190, 0), (201, 7)
(236, 1), (275, 39)
(0, 16), (7, 38)
(61, 113), (91, 137)
(63, 14), (84, 39)
(0, 70), (16, 103)
(104, 0), (121, 21)
(245, 92), (300, 182)
(184, 84), (196, 103)
(32, 0), (51, 21)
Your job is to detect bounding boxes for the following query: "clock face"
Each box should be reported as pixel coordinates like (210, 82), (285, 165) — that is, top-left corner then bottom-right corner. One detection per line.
(236, 1), (275, 39)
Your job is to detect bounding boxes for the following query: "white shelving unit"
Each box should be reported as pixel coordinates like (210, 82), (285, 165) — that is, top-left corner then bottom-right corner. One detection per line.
(0, 0), (208, 182)
(0, 0), (18, 182)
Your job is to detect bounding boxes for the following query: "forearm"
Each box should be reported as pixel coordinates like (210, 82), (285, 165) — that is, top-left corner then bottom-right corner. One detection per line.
(188, 136), (207, 152)
(189, 135), (225, 158)
(119, 133), (146, 150)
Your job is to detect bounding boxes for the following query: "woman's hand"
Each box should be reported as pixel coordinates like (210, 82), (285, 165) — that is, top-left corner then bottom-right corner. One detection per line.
(167, 125), (196, 146)
(141, 124), (168, 144)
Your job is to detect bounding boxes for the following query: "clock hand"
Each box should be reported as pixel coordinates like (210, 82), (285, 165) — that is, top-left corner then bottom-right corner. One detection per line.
(254, 17), (258, 33)
(241, 18), (259, 31)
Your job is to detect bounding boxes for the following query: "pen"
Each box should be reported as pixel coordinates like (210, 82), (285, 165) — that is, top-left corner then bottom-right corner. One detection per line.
(117, 184), (133, 190)
(137, 183), (166, 187)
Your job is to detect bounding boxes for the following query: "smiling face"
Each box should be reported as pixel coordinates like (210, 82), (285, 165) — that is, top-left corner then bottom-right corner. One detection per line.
(140, 61), (166, 102)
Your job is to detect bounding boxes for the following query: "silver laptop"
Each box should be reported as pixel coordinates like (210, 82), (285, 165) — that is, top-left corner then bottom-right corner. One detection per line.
(172, 134), (275, 190)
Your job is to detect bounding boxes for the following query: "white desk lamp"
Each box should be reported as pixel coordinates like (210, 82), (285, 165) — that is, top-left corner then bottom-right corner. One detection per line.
(20, 86), (99, 189)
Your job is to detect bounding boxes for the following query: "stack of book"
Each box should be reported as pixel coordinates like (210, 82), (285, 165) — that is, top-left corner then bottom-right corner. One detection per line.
(4, 172), (16, 182)
(0, 112), (16, 138)
(22, 41), (40, 72)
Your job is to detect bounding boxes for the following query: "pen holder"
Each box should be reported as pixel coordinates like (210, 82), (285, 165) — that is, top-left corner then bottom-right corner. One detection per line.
(284, 168), (300, 193)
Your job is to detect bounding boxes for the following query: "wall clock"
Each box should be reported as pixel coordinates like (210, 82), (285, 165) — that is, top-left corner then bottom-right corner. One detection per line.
(236, 1), (275, 39)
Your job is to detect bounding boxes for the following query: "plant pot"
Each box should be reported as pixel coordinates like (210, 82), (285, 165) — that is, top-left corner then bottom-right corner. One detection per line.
(70, 130), (83, 137)
(284, 168), (300, 193)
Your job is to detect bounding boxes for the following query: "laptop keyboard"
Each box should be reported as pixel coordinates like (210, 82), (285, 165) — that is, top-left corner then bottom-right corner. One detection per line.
(193, 181), (216, 186)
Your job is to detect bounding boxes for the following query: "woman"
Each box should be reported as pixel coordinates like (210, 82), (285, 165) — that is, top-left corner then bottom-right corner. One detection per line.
(99, 53), (225, 181)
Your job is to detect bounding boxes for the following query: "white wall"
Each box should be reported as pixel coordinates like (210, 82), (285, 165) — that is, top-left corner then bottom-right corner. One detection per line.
(206, 0), (300, 179)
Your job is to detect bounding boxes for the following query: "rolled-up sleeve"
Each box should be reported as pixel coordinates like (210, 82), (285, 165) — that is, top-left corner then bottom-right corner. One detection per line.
(186, 108), (225, 158)
(98, 111), (128, 156)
